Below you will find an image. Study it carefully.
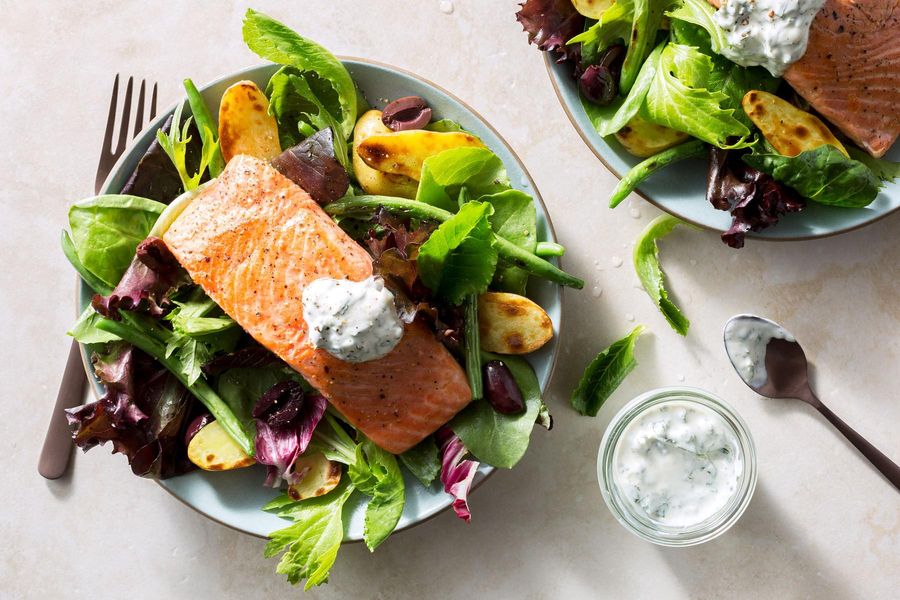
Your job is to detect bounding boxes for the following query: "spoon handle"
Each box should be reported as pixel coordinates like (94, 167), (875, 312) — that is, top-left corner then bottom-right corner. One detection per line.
(812, 394), (900, 492)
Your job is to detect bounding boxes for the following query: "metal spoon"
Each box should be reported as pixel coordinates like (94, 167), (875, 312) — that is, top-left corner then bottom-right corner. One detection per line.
(724, 314), (900, 492)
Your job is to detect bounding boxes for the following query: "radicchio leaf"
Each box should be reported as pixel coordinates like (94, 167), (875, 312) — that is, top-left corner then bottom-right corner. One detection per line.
(92, 237), (188, 319)
(437, 427), (480, 523)
(516, 0), (585, 63)
(271, 127), (349, 205)
(66, 343), (194, 478)
(706, 147), (805, 248)
(253, 381), (327, 487)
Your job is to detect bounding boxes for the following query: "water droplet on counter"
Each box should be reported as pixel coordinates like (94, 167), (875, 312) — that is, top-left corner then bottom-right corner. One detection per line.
(592, 286), (603, 298)
(625, 313), (635, 322)
(610, 255), (623, 268)
(439, 0), (454, 14)
(676, 374), (685, 382)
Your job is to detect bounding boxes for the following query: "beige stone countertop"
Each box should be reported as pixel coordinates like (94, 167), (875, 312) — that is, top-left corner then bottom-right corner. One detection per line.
(2, 1), (898, 598)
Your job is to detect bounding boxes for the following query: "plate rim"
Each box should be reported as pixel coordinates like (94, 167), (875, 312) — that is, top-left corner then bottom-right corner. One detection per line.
(542, 52), (900, 242)
(76, 55), (565, 540)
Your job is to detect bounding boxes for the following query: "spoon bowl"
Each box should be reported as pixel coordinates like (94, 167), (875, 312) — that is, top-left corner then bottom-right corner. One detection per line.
(723, 314), (900, 492)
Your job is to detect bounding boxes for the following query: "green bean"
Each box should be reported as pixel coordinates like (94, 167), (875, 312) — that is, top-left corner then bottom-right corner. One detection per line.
(183, 79), (225, 177)
(326, 196), (585, 289)
(609, 140), (707, 208)
(464, 294), (483, 400)
(95, 316), (255, 456)
(535, 241), (565, 258)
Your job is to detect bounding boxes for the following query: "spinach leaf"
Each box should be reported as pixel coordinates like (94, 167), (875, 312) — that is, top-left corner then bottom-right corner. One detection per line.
(571, 325), (644, 416)
(417, 201), (499, 305)
(61, 230), (112, 295)
(399, 437), (441, 486)
(847, 147), (900, 183)
(642, 43), (750, 147)
(416, 147), (509, 212)
(242, 9), (357, 140)
(264, 479), (354, 589)
(743, 145), (882, 208)
(633, 214), (690, 336)
(481, 189), (537, 294)
(348, 437), (405, 551)
(67, 195), (166, 288)
(450, 352), (542, 469)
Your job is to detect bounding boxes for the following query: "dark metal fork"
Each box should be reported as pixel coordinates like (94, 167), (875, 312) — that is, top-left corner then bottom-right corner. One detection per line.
(38, 76), (158, 480)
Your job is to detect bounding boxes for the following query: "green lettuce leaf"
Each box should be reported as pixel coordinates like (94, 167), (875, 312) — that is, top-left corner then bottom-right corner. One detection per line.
(426, 119), (465, 133)
(481, 189), (537, 294)
(569, 0), (634, 64)
(266, 66), (349, 168)
(67, 195), (166, 288)
(743, 144), (882, 208)
(620, 0), (673, 93)
(417, 201), (499, 305)
(582, 42), (662, 137)
(242, 9), (356, 140)
(348, 438), (405, 551)
(667, 0), (726, 53)
(450, 352), (542, 469)
(217, 366), (298, 437)
(571, 325), (644, 416)
(633, 214), (690, 336)
(68, 306), (121, 344)
(642, 43), (750, 147)
(399, 437), (440, 486)
(264, 479), (354, 589)
(415, 147), (509, 212)
(847, 147), (900, 183)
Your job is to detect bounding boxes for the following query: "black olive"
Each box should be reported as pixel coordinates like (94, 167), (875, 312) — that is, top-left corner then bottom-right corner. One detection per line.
(484, 360), (526, 415)
(381, 96), (432, 131)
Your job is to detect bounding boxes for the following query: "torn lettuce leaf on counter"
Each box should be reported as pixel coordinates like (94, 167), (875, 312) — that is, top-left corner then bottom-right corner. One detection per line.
(571, 325), (645, 417)
(633, 215), (691, 335)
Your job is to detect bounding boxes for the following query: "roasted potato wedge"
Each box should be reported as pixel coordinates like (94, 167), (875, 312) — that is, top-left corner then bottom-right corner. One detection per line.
(357, 130), (485, 180)
(286, 452), (343, 501)
(572, 0), (614, 19)
(478, 292), (553, 355)
(615, 114), (690, 158)
(187, 420), (256, 471)
(218, 80), (282, 163)
(352, 110), (419, 198)
(742, 90), (848, 157)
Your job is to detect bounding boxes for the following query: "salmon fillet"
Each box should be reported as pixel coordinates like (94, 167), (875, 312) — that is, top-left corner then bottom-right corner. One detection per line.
(784, 0), (900, 157)
(163, 155), (471, 454)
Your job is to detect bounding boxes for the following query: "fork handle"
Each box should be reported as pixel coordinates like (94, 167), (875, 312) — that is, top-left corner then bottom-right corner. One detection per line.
(810, 392), (900, 492)
(38, 341), (87, 479)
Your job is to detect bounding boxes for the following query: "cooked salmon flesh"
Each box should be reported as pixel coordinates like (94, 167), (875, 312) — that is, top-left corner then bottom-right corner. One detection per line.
(709, 0), (899, 157)
(163, 155), (472, 454)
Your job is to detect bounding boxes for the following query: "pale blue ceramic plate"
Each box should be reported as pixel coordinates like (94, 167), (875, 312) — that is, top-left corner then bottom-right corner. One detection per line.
(544, 54), (900, 240)
(78, 59), (563, 539)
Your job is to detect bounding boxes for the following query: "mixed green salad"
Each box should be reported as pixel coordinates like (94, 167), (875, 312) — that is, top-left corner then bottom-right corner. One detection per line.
(64, 10), (584, 589)
(518, 0), (898, 247)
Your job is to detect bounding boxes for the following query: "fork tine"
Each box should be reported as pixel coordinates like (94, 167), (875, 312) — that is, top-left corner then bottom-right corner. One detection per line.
(114, 76), (134, 155)
(133, 80), (146, 139)
(149, 82), (158, 120)
(101, 74), (119, 155)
